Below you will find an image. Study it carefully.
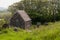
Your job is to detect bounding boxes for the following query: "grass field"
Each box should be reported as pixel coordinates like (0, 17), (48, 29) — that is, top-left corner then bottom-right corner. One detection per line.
(0, 21), (60, 40)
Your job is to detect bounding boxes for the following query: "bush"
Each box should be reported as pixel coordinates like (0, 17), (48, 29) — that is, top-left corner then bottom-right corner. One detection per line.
(0, 19), (6, 27)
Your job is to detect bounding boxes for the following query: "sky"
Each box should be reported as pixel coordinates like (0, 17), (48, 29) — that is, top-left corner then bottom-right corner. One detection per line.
(0, 0), (21, 8)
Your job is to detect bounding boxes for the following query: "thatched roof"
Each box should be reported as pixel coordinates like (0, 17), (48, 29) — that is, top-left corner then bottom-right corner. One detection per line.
(16, 10), (31, 21)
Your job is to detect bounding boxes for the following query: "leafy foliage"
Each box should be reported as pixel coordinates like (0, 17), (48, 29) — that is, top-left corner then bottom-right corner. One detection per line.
(0, 19), (6, 27)
(8, 0), (60, 24)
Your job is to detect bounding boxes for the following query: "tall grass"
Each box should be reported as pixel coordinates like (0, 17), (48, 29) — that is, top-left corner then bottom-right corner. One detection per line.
(0, 22), (60, 40)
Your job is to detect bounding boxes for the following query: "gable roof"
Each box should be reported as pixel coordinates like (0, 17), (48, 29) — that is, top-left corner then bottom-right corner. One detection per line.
(16, 10), (31, 21)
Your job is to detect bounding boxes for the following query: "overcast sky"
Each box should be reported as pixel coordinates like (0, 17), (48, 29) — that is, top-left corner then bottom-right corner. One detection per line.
(0, 0), (21, 8)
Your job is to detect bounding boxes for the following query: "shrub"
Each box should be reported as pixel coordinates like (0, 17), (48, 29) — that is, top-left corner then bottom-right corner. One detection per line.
(0, 19), (6, 27)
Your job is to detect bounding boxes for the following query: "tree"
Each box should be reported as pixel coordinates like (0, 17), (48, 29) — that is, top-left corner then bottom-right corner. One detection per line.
(8, 0), (60, 24)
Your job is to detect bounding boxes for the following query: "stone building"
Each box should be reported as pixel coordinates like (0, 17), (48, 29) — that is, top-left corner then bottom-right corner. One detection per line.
(10, 10), (32, 29)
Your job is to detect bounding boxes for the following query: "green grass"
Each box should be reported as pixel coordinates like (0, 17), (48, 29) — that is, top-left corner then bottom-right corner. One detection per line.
(0, 21), (60, 40)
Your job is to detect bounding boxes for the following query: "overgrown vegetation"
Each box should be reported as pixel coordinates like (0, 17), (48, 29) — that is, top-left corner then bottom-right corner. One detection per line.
(0, 0), (60, 40)
(0, 21), (60, 40)
(0, 12), (12, 23)
(0, 12), (60, 40)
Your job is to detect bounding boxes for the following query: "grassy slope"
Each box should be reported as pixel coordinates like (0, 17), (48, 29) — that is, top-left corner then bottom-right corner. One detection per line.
(0, 22), (60, 40)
